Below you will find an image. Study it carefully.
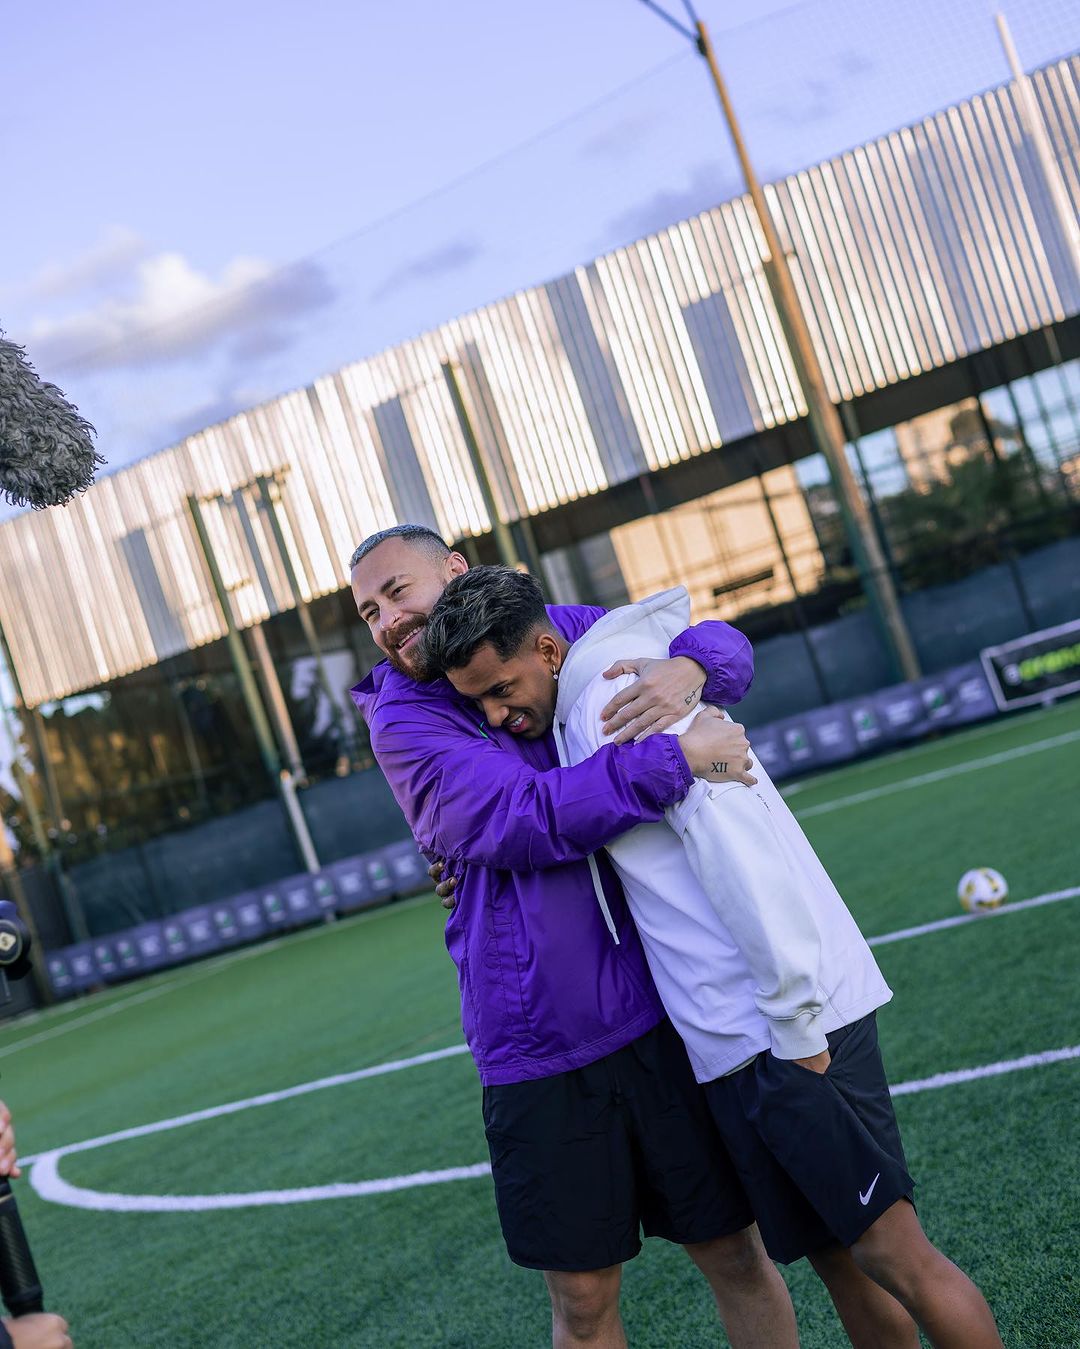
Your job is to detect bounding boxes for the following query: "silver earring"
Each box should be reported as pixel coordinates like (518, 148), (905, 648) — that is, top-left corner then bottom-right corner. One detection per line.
(551, 667), (559, 681)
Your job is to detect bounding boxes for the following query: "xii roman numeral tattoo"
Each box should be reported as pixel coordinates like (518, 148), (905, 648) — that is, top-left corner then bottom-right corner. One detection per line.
(712, 762), (727, 774)
(684, 684), (703, 707)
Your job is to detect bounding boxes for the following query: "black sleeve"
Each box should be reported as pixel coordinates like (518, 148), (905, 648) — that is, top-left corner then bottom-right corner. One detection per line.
(0, 1318), (14, 1349)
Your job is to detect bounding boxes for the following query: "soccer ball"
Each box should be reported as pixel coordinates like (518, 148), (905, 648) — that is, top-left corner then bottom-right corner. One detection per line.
(957, 868), (1008, 913)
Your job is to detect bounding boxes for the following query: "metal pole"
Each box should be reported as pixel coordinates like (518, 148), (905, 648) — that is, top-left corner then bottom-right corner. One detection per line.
(0, 618), (90, 942)
(442, 361), (523, 570)
(278, 770), (320, 875)
(246, 622), (306, 781)
(691, 17), (921, 683)
(253, 476), (362, 750)
(750, 461), (831, 704)
(186, 494), (320, 873)
(838, 403), (901, 586)
(6, 757), (86, 943)
(0, 620), (66, 835)
(995, 13), (1080, 277)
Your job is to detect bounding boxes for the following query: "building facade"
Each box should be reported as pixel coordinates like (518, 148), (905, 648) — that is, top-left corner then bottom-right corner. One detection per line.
(1, 55), (1078, 942)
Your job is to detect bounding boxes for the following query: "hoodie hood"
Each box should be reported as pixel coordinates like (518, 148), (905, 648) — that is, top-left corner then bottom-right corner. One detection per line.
(556, 588), (692, 722)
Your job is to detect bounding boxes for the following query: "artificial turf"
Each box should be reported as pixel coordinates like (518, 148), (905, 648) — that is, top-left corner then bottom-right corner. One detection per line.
(4, 697), (1078, 1347)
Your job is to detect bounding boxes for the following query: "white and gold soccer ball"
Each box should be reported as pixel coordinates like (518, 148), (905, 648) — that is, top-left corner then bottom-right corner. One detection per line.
(958, 867), (1008, 913)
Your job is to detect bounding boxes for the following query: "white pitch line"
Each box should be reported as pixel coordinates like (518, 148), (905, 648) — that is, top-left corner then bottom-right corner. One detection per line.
(868, 886), (1080, 947)
(26, 1040), (1080, 1214)
(0, 981), (188, 1061)
(17, 879), (1078, 1149)
(793, 728), (1080, 819)
(780, 704), (1067, 797)
(30, 1154), (495, 1212)
(0, 942), (282, 1060)
(890, 1044), (1080, 1096)
(20, 1043), (472, 1167)
(0, 892), (437, 1058)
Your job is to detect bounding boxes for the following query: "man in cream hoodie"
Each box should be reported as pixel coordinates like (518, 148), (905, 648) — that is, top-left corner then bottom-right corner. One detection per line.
(555, 585), (890, 1081)
(424, 566), (1003, 1349)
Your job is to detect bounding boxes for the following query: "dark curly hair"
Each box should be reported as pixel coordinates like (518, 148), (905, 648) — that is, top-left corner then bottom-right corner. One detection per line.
(423, 565), (550, 673)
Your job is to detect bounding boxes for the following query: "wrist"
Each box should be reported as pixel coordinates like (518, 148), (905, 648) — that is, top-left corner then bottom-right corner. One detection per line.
(672, 655), (706, 683)
(675, 729), (705, 779)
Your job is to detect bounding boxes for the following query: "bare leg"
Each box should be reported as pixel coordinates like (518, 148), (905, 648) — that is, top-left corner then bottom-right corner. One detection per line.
(684, 1224), (799, 1349)
(544, 1265), (626, 1349)
(851, 1200), (1003, 1349)
(808, 1241), (920, 1347)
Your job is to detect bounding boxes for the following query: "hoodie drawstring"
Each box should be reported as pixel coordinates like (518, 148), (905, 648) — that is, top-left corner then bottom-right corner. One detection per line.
(552, 718), (620, 946)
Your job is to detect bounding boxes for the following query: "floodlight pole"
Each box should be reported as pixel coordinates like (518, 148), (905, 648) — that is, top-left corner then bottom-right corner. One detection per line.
(187, 494), (320, 874)
(0, 617), (90, 943)
(254, 474), (362, 753)
(995, 12), (1080, 276)
(638, 1), (921, 682)
(442, 361), (524, 570)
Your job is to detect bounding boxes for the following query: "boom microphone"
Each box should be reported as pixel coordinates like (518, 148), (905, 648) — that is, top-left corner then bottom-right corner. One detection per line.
(0, 1182), (43, 1318)
(0, 332), (103, 510)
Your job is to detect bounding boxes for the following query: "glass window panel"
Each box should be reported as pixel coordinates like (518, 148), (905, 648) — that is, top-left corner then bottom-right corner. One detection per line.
(1058, 358), (1080, 404)
(794, 453), (832, 489)
(1031, 366), (1070, 416)
(1047, 404), (1080, 460)
(1008, 376), (1040, 421)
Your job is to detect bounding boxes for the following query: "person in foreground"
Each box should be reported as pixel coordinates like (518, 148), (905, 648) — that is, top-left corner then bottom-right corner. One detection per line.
(351, 525), (800, 1349)
(423, 565), (1004, 1349)
(0, 1103), (73, 1349)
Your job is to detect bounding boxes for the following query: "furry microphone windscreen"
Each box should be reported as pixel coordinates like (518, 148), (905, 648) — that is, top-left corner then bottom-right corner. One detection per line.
(0, 333), (104, 510)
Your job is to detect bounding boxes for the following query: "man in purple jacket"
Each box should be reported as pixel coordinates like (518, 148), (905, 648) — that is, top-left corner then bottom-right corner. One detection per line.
(350, 525), (797, 1349)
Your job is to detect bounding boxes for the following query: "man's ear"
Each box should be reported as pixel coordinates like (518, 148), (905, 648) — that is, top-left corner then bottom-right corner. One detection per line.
(447, 551), (469, 579)
(535, 630), (561, 667)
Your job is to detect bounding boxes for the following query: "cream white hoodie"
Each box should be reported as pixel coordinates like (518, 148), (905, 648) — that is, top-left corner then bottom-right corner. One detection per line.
(554, 587), (891, 1083)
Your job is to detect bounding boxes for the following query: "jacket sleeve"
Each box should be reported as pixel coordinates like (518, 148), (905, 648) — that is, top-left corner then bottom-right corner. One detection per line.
(369, 701), (693, 872)
(547, 604), (754, 706)
(669, 621), (754, 706)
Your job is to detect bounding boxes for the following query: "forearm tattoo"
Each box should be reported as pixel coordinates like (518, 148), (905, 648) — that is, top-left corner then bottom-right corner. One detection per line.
(685, 683), (703, 707)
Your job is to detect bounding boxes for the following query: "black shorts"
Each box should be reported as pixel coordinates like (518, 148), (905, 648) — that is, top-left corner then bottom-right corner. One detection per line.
(704, 1013), (915, 1265)
(482, 1018), (755, 1271)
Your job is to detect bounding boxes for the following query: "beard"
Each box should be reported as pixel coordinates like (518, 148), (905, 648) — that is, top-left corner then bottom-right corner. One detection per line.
(385, 617), (435, 681)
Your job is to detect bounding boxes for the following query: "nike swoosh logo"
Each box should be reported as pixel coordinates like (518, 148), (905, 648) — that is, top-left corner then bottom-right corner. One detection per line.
(859, 1173), (881, 1206)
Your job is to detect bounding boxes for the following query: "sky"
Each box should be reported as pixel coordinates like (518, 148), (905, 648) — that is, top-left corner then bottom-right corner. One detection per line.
(1, 0), (1074, 507)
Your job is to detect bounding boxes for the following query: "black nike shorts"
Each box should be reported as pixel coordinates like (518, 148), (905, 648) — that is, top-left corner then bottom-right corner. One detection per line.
(703, 1013), (915, 1265)
(482, 1018), (755, 1271)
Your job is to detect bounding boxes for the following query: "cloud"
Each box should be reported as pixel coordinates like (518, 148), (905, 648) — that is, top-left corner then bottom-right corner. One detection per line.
(17, 227), (149, 303)
(759, 49), (874, 128)
(26, 251), (336, 374)
(606, 162), (749, 243)
(369, 239), (481, 303)
(579, 112), (656, 161)
(167, 380), (276, 443)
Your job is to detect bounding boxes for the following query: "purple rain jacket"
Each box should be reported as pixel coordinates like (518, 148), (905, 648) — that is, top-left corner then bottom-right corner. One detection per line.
(351, 604), (753, 1085)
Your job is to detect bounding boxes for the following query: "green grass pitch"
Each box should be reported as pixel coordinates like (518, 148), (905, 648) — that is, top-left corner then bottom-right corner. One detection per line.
(4, 698), (1079, 1347)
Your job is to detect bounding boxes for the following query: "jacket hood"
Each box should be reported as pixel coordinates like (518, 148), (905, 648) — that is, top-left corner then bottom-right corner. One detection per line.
(555, 588), (691, 721)
(350, 659), (455, 725)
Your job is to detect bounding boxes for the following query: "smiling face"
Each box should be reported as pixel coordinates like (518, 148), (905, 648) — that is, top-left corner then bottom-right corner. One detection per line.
(351, 536), (468, 679)
(444, 630), (563, 739)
